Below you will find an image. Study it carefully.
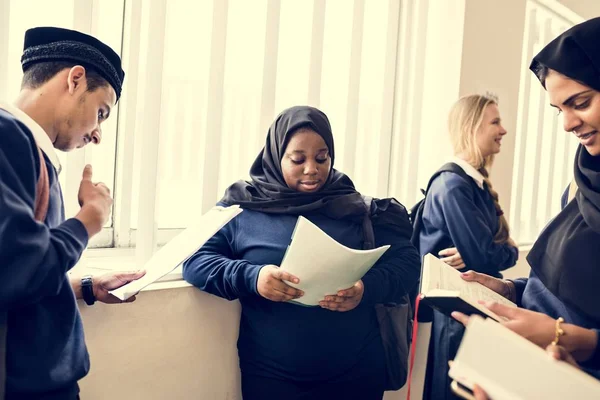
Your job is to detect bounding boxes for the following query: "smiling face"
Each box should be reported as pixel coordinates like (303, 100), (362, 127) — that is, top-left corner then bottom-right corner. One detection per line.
(280, 128), (332, 193)
(545, 69), (600, 156)
(475, 103), (508, 158)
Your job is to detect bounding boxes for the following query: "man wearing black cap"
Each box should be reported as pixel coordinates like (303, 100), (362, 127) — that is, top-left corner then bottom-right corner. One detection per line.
(0, 27), (145, 399)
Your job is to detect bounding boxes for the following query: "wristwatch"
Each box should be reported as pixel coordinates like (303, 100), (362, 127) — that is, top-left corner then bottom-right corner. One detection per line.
(81, 275), (96, 306)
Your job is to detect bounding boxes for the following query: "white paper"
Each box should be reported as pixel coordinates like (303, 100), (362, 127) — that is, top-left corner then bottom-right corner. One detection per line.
(279, 216), (390, 306)
(449, 316), (600, 400)
(110, 205), (243, 300)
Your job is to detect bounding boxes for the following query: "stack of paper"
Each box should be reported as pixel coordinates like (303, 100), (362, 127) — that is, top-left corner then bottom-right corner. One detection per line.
(110, 205), (243, 300)
(279, 216), (389, 306)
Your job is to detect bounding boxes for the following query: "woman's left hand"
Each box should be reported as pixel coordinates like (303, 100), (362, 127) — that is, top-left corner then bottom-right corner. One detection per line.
(439, 247), (466, 270)
(319, 280), (364, 312)
(452, 302), (556, 348)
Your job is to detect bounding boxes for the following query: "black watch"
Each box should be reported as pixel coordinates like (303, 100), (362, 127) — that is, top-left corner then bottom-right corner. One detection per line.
(81, 275), (96, 306)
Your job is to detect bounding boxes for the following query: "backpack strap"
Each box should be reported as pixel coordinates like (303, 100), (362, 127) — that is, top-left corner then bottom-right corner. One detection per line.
(410, 162), (470, 248)
(34, 146), (50, 222)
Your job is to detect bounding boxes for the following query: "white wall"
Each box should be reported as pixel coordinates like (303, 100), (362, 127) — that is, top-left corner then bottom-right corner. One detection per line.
(79, 287), (242, 399)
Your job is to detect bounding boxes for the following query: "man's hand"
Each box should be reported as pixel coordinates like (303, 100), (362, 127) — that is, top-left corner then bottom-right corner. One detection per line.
(256, 265), (303, 302)
(75, 164), (113, 237)
(93, 270), (146, 303)
(319, 280), (364, 312)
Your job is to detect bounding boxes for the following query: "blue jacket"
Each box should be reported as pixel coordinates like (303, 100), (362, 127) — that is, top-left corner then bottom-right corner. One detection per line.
(419, 171), (518, 276)
(0, 110), (89, 399)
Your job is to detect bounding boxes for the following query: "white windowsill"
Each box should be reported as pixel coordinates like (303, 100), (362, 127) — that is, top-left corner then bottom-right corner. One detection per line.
(70, 244), (534, 293)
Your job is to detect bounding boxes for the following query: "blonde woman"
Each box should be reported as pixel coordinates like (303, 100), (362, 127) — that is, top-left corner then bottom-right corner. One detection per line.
(418, 94), (518, 400)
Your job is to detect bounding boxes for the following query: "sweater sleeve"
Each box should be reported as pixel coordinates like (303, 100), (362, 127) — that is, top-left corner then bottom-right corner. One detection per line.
(580, 329), (600, 377)
(511, 277), (528, 306)
(434, 175), (518, 275)
(182, 212), (263, 301)
(0, 114), (88, 310)
(361, 199), (421, 305)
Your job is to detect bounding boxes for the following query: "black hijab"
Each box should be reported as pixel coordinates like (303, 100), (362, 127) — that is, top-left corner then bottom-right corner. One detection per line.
(527, 18), (600, 322)
(221, 106), (367, 221)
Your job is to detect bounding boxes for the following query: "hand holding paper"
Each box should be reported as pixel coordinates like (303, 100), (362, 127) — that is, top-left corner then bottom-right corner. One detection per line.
(319, 280), (364, 312)
(256, 265), (304, 302)
(279, 216), (389, 306)
(110, 206), (242, 301)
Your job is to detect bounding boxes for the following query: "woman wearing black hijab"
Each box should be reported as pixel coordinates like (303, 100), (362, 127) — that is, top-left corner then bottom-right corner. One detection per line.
(183, 106), (421, 399)
(453, 17), (600, 384)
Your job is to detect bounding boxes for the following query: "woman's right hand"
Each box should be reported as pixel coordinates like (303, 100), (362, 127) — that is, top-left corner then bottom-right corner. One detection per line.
(256, 265), (304, 302)
(460, 270), (514, 301)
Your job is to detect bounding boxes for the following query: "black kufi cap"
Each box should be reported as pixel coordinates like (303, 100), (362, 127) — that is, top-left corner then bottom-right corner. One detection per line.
(21, 27), (124, 100)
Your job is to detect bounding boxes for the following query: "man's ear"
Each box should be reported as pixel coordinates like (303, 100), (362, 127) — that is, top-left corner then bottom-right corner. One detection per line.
(67, 65), (87, 94)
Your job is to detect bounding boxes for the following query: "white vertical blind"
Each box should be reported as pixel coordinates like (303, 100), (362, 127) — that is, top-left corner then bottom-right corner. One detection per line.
(509, 0), (583, 244)
(4, 0), (587, 256)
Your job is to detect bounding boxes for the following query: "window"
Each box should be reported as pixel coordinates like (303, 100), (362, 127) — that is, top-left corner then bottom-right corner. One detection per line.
(509, 0), (583, 245)
(2, 0), (587, 260)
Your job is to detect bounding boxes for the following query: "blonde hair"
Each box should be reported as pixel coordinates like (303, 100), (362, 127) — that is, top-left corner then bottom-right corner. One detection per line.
(448, 93), (511, 244)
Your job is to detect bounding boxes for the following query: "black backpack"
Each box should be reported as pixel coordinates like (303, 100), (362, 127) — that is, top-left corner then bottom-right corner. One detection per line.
(409, 162), (470, 254)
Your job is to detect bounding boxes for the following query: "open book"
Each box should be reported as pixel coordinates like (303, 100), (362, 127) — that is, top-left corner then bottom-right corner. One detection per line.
(419, 254), (516, 321)
(279, 216), (390, 306)
(110, 205), (243, 301)
(449, 316), (600, 400)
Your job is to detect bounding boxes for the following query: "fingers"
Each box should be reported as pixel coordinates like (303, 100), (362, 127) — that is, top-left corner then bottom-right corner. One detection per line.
(124, 295), (137, 303)
(438, 247), (458, 257)
(114, 270), (146, 284)
(451, 311), (471, 326)
(473, 384), (490, 400)
(100, 293), (125, 304)
(319, 298), (358, 312)
(95, 182), (111, 195)
(272, 269), (299, 284)
(546, 344), (578, 366)
(82, 164), (93, 181)
(337, 283), (360, 298)
(483, 301), (518, 320)
(454, 262), (466, 270)
(459, 270), (479, 281)
(440, 254), (465, 269)
(271, 282), (304, 300)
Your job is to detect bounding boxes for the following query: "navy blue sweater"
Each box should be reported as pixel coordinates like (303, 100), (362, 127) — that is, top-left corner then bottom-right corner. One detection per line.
(183, 205), (420, 383)
(419, 171), (518, 276)
(512, 189), (600, 378)
(0, 110), (89, 399)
